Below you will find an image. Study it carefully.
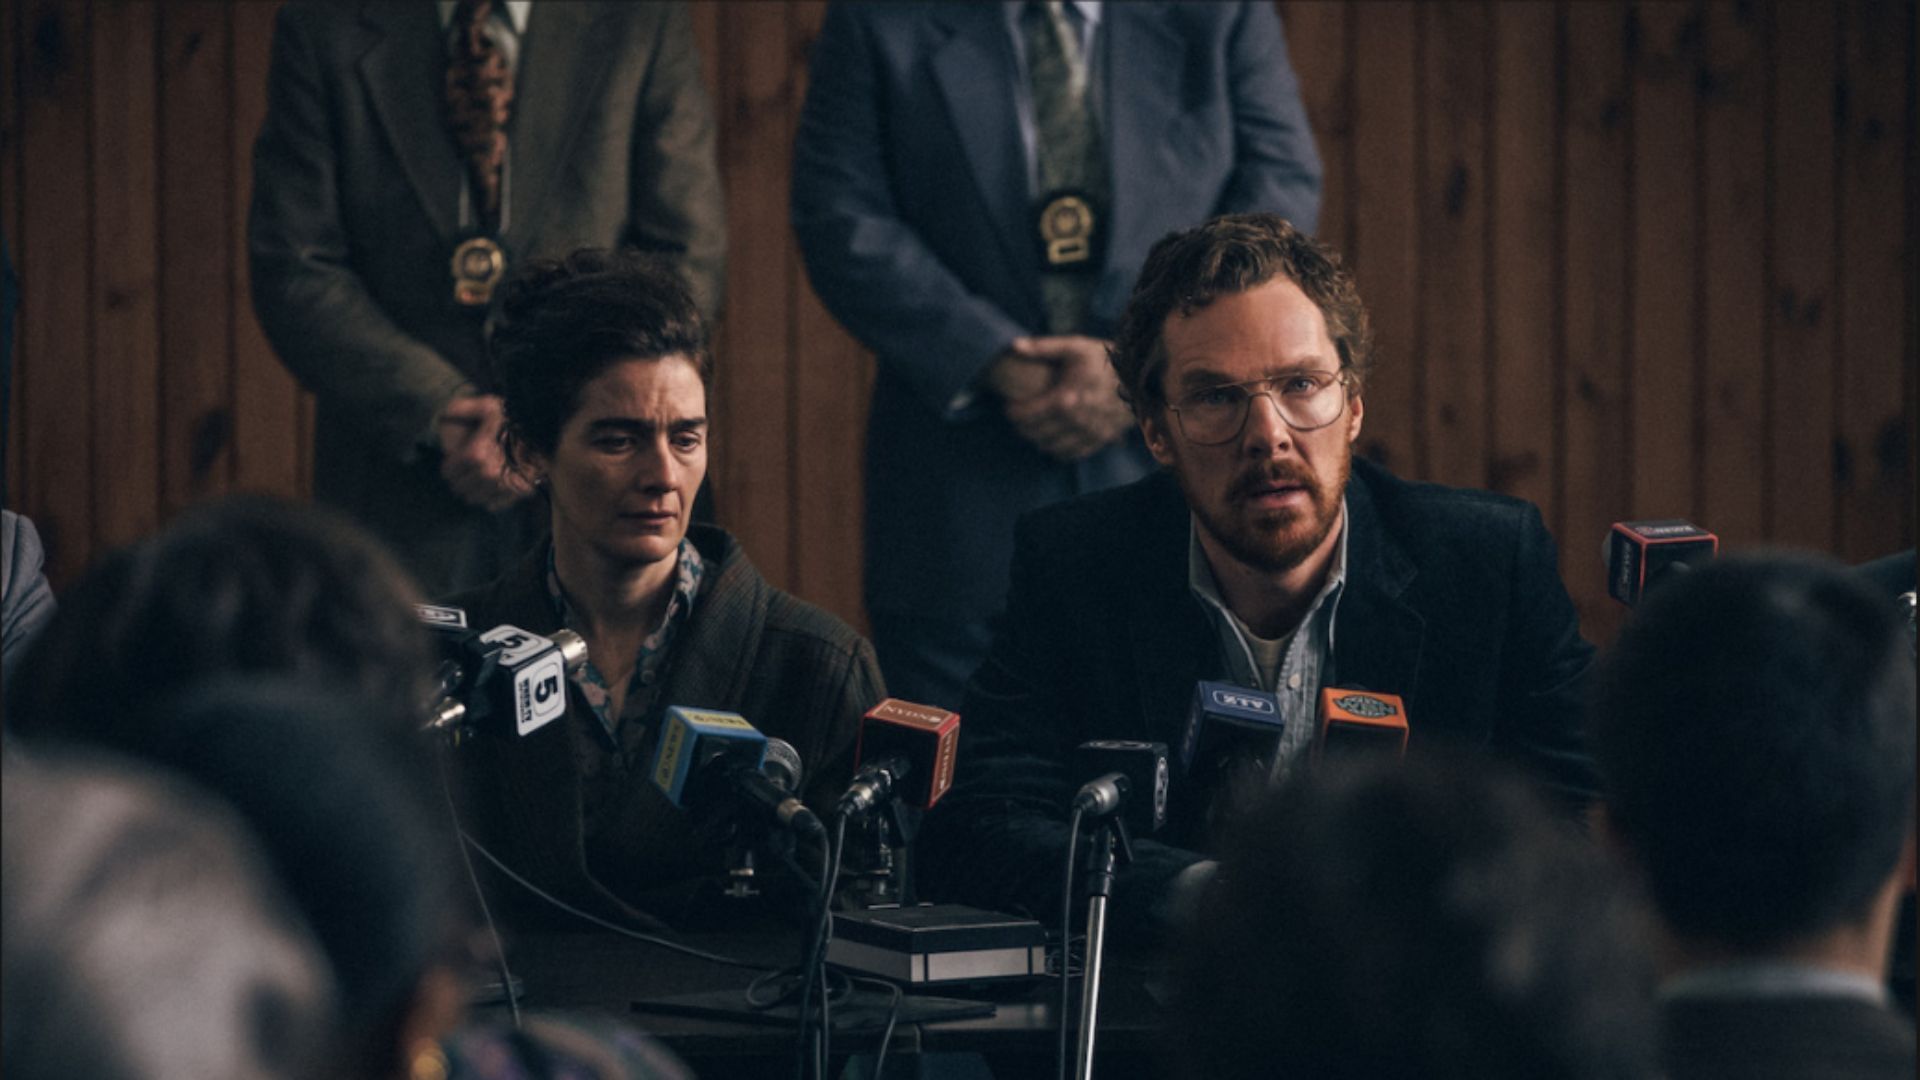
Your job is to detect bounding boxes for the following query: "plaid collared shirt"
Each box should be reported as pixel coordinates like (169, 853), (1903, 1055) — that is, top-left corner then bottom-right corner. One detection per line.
(546, 540), (707, 743)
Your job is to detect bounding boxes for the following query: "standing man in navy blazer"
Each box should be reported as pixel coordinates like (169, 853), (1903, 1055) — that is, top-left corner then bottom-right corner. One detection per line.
(792, 2), (1321, 707)
(250, 2), (725, 596)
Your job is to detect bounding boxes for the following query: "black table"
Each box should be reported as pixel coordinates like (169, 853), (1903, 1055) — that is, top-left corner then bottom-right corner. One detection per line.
(491, 928), (1176, 1078)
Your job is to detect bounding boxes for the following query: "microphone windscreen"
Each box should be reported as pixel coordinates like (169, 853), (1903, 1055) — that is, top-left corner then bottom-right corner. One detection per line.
(650, 707), (767, 807)
(1606, 520), (1718, 606)
(1315, 688), (1409, 762)
(1074, 740), (1169, 835)
(855, 699), (960, 810)
(1182, 681), (1285, 774)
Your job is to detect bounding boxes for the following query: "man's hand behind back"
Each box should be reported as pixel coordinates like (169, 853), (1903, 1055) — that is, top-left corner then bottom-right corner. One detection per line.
(996, 335), (1134, 462)
(438, 393), (534, 513)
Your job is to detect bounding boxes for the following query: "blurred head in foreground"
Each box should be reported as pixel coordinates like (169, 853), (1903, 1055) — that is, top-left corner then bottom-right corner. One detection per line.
(1175, 756), (1657, 1080)
(1591, 553), (1916, 970)
(2, 747), (335, 1079)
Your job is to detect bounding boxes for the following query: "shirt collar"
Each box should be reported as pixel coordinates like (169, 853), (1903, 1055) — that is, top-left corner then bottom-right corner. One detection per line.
(544, 538), (707, 674)
(1188, 500), (1351, 633)
(1003, 1), (1104, 32)
(438, 1), (532, 34)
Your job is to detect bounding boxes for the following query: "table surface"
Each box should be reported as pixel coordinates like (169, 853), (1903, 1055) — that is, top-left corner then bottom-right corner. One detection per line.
(491, 924), (1177, 1073)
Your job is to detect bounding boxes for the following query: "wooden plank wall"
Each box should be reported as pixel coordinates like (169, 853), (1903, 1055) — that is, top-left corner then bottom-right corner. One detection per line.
(3, 0), (1914, 649)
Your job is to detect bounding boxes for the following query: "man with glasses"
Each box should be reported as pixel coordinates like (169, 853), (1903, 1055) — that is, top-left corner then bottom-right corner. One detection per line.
(919, 214), (1598, 932)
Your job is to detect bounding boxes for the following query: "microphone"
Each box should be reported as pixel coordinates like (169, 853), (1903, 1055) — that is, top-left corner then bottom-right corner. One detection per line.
(1179, 681), (1286, 775)
(650, 707), (825, 838)
(1605, 520), (1718, 606)
(753, 737), (824, 836)
(416, 606), (588, 738)
(836, 698), (961, 817)
(1315, 687), (1409, 762)
(1072, 741), (1169, 835)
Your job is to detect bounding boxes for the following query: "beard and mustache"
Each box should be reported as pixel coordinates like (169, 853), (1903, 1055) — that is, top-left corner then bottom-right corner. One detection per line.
(1185, 453), (1351, 576)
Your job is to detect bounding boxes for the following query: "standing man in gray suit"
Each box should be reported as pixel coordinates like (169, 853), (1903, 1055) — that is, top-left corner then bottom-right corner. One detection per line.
(250, 1), (726, 595)
(793, 1), (1321, 707)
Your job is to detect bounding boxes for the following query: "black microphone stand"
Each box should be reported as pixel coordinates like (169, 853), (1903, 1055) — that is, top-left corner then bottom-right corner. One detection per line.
(846, 799), (918, 906)
(1074, 814), (1133, 1080)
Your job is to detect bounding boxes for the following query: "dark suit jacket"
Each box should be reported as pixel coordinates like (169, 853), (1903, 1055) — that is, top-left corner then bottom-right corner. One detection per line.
(249, 2), (725, 594)
(1661, 995), (1918, 1080)
(917, 458), (1598, 928)
(791, 1), (1322, 622)
(442, 526), (884, 931)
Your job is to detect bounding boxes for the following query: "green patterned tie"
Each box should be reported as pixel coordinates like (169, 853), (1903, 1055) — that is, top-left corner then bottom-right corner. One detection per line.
(1021, 1), (1108, 334)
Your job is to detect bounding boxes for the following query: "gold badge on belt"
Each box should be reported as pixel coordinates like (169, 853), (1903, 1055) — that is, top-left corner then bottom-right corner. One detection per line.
(1036, 190), (1099, 269)
(450, 236), (507, 307)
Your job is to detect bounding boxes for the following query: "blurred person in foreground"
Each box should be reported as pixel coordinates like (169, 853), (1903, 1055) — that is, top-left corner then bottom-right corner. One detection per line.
(6, 498), (693, 1078)
(5, 495), (435, 735)
(1175, 757), (1657, 1080)
(1591, 554), (1917, 1080)
(444, 249), (884, 930)
(2, 747), (335, 1080)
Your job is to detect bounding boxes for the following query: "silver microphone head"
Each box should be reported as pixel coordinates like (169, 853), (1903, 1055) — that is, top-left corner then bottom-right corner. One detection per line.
(549, 628), (589, 674)
(760, 736), (804, 793)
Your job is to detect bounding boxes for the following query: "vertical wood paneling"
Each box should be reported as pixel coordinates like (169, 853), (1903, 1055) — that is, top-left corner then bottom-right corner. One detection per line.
(89, 0), (159, 552)
(685, 1), (724, 530)
(1835, 0), (1913, 562)
(157, 2), (233, 514)
(1699, 0), (1768, 549)
(1348, 1), (1419, 478)
(1419, 1), (1489, 488)
(1629, 1), (1702, 520)
(1562, 0), (1633, 643)
(787, 0), (870, 632)
(2, 0), (1913, 639)
(229, 0), (301, 495)
(1767, 0), (1837, 551)
(711, 2), (796, 590)
(1275, 1), (1351, 249)
(1489, 3), (1560, 524)
(17, 0), (94, 582)
(2, 0), (22, 505)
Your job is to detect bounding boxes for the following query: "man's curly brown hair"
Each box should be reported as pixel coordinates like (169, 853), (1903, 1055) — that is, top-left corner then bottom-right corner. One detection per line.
(1109, 213), (1373, 415)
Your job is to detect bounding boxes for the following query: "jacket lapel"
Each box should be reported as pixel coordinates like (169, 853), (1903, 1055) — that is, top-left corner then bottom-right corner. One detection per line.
(357, 2), (462, 242)
(505, 2), (619, 246)
(1333, 466), (1426, 701)
(928, 5), (1040, 304)
(1127, 474), (1218, 740)
(656, 528), (766, 712)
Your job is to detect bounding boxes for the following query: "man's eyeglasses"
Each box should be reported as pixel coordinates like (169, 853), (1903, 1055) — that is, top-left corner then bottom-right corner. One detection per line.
(1165, 369), (1353, 445)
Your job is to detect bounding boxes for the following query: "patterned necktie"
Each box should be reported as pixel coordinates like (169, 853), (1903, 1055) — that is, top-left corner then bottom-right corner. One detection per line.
(445, 0), (514, 228)
(1021, 0), (1109, 334)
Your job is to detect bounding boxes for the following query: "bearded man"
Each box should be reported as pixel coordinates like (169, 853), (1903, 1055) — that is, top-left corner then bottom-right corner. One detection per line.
(917, 214), (1598, 933)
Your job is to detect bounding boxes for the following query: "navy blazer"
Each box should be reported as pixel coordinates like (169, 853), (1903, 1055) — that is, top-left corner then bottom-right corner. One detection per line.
(791, 1), (1322, 621)
(917, 458), (1600, 928)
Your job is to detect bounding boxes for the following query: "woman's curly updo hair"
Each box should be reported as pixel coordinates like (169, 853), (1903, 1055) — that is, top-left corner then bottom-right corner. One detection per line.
(488, 247), (712, 462)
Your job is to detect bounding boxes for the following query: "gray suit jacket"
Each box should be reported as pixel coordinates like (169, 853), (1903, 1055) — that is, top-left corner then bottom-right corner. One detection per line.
(249, 1), (725, 594)
(792, 1), (1321, 621)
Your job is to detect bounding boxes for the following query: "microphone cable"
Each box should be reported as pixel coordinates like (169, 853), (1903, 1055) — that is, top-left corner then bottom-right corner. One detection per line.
(434, 748), (523, 1029)
(458, 829), (768, 971)
(794, 812), (847, 1080)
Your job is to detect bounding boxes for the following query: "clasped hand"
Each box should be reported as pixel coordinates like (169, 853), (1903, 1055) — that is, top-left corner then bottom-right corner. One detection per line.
(438, 393), (535, 513)
(987, 335), (1134, 463)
